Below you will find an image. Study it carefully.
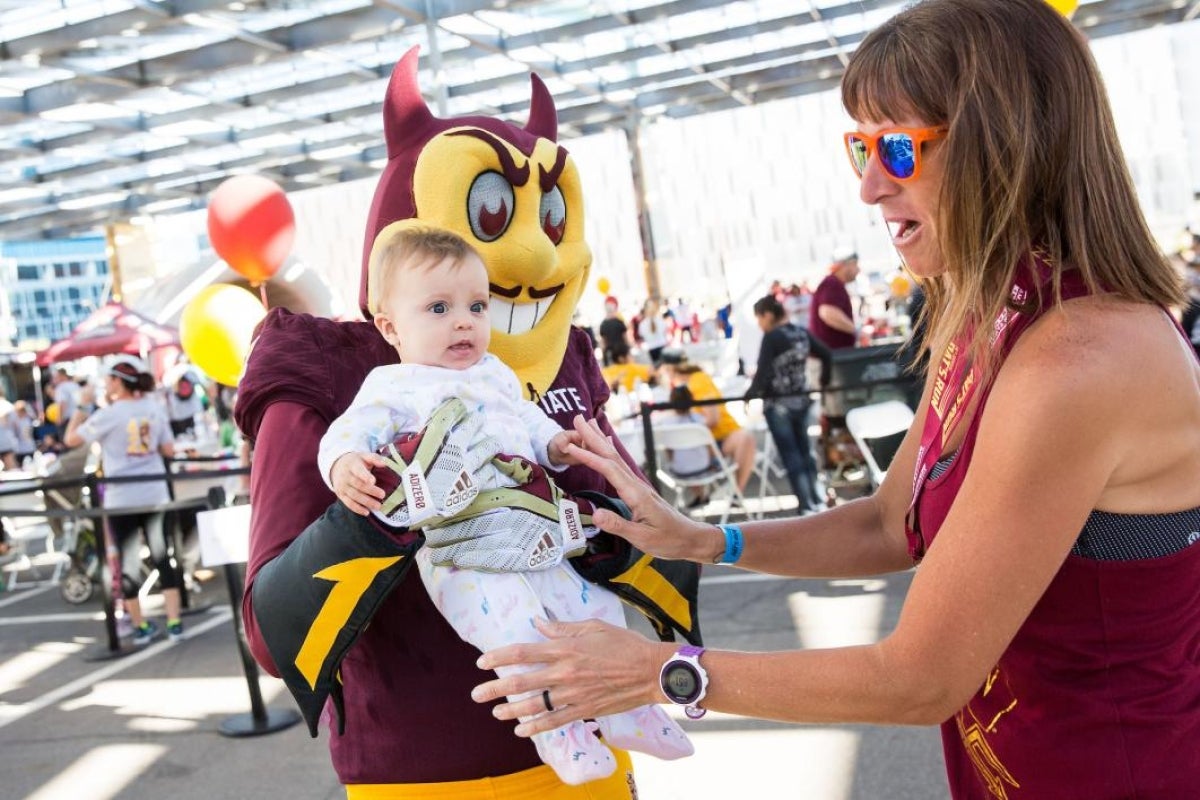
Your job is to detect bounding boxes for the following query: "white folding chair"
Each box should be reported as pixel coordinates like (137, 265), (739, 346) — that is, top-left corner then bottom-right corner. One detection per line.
(844, 401), (915, 489)
(651, 422), (749, 525)
(613, 422), (647, 472)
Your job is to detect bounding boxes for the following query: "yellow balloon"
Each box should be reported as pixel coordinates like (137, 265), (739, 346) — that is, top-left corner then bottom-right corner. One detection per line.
(889, 274), (912, 298)
(180, 284), (266, 386)
(1045, 0), (1078, 18)
(45, 402), (59, 425)
(596, 277), (611, 295)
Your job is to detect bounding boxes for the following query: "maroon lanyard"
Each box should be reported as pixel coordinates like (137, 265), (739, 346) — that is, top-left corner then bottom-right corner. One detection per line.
(904, 255), (1053, 559)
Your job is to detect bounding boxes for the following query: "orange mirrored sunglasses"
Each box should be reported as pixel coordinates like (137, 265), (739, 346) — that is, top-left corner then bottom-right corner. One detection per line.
(843, 126), (948, 182)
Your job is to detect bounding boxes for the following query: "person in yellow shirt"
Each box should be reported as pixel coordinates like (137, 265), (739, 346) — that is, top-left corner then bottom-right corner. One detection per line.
(601, 342), (653, 393)
(657, 350), (756, 492)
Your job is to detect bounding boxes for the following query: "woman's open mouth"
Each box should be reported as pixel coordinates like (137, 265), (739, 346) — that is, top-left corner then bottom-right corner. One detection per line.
(888, 218), (921, 246)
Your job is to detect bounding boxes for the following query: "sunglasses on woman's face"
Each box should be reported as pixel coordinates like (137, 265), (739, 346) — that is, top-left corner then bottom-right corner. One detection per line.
(843, 126), (948, 182)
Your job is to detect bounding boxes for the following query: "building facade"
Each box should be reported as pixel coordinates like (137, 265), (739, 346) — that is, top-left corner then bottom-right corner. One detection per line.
(0, 236), (110, 349)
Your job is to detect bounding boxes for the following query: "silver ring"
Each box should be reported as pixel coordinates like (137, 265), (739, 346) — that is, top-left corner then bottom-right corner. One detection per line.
(542, 689), (555, 712)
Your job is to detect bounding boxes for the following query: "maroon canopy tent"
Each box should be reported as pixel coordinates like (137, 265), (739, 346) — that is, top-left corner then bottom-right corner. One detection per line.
(35, 301), (180, 368)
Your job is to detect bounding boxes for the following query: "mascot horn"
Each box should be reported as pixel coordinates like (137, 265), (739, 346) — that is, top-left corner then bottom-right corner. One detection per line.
(362, 46), (589, 400)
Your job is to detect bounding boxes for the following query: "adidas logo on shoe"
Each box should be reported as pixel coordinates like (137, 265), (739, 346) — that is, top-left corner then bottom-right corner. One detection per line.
(527, 532), (559, 569)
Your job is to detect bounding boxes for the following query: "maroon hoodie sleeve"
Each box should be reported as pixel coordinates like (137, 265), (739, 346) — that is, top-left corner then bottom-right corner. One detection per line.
(234, 309), (399, 676)
(240, 402), (333, 675)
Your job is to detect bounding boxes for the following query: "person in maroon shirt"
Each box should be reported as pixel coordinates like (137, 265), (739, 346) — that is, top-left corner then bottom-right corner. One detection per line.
(235, 47), (700, 798)
(808, 248), (860, 350)
(468, 3), (1200, 798)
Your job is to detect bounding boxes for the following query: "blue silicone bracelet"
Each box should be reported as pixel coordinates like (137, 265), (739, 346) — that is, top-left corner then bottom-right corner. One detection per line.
(717, 524), (744, 564)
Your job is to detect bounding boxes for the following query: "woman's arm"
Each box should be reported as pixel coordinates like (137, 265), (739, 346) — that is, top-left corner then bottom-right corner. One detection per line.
(63, 385), (98, 449)
(576, 404), (920, 577)
(745, 330), (777, 398)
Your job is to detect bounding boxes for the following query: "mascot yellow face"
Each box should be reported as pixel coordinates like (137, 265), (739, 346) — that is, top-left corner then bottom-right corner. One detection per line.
(360, 48), (591, 397)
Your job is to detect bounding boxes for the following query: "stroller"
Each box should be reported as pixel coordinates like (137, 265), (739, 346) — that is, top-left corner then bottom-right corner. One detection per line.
(39, 446), (101, 605)
(58, 514), (99, 605)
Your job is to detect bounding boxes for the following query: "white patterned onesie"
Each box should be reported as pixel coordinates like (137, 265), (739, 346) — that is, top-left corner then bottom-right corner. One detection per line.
(319, 355), (692, 785)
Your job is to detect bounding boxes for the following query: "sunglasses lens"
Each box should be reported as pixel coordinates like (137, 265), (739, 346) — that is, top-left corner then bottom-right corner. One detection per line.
(878, 133), (917, 179)
(847, 136), (869, 176)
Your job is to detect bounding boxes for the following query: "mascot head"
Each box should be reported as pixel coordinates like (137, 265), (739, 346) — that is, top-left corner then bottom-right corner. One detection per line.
(361, 48), (592, 397)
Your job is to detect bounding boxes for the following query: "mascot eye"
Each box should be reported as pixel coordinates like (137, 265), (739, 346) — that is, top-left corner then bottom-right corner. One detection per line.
(540, 185), (566, 245)
(467, 171), (515, 242)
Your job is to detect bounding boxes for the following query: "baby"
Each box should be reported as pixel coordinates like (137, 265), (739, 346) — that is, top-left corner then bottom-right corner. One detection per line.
(318, 222), (692, 785)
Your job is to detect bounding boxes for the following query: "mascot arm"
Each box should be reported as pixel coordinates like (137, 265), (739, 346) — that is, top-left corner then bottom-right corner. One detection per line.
(245, 401), (420, 737)
(568, 487), (704, 648)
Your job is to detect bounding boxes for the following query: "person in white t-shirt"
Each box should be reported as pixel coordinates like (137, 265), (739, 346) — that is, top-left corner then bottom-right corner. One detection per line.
(51, 368), (81, 437)
(0, 390), (16, 470)
(65, 356), (179, 645)
(636, 298), (670, 364)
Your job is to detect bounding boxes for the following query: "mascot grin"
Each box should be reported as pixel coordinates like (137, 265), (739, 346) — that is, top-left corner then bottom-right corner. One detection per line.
(361, 47), (590, 399)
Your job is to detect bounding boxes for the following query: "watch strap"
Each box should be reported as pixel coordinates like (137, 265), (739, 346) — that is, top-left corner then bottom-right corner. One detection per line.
(660, 644), (709, 719)
(712, 524), (744, 565)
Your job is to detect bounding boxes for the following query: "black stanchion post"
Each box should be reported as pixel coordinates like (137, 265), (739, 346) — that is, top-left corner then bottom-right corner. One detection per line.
(641, 404), (660, 494)
(85, 502), (138, 661)
(98, 512), (120, 653)
(204, 487), (301, 737)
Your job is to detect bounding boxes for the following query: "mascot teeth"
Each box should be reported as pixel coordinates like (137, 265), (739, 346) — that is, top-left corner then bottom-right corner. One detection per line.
(490, 294), (556, 336)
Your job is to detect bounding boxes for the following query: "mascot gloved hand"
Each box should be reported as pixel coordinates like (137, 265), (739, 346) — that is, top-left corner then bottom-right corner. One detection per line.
(370, 397), (501, 529)
(423, 454), (592, 572)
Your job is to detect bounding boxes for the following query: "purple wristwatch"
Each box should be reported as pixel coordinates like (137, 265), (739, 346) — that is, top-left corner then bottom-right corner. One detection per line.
(659, 645), (709, 719)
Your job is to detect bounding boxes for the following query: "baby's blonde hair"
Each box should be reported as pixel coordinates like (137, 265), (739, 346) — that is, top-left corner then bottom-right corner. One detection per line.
(366, 222), (483, 316)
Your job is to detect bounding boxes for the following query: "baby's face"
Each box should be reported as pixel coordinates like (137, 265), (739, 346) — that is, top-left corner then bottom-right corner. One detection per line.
(376, 253), (492, 370)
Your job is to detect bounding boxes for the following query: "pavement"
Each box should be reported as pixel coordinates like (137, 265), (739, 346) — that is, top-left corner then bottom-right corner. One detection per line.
(0, 488), (950, 800)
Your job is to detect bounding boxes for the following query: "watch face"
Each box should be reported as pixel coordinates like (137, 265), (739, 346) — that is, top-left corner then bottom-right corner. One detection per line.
(665, 664), (699, 701)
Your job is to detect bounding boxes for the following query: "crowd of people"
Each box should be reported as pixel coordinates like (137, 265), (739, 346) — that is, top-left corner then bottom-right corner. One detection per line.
(0, 356), (245, 634)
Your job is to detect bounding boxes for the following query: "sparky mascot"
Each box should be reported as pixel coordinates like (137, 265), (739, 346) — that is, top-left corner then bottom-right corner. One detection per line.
(234, 48), (701, 796)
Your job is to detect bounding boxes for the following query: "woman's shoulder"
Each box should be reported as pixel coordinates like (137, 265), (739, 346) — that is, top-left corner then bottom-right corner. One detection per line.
(1014, 295), (1171, 371)
(997, 296), (1188, 417)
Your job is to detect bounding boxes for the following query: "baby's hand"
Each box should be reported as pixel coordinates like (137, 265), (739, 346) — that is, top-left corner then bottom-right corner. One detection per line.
(330, 451), (389, 516)
(547, 430), (584, 467)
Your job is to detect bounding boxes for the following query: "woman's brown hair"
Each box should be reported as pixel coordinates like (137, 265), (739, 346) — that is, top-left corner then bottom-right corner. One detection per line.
(841, 0), (1181, 374)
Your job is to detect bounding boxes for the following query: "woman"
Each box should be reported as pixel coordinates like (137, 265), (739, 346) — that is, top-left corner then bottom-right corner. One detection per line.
(65, 355), (180, 645)
(636, 298), (670, 365)
(658, 350), (756, 494)
(11, 401), (37, 467)
(746, 295), (831, 513)
(467, 2), (1200, 797)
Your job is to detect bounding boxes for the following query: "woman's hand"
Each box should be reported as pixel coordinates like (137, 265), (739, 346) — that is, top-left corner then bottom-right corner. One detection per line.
(472, 617), (668, 737)
(567, 414), (722, 563)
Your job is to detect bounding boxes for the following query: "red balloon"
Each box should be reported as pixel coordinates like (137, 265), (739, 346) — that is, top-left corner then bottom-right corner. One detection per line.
(207, 175), (295, 284)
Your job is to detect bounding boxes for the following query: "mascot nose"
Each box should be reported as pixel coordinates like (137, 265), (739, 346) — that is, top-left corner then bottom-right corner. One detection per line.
(492, 237), (558, 288)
